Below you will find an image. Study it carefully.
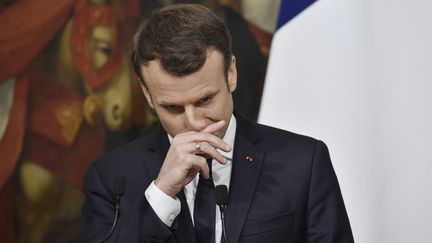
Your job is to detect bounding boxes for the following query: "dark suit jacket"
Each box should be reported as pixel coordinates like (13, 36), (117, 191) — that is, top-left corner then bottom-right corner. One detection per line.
(78, 113), (354, 243)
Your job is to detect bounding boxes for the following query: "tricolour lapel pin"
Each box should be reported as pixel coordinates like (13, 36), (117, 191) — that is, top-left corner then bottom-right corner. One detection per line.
(245, 155), (253, 162)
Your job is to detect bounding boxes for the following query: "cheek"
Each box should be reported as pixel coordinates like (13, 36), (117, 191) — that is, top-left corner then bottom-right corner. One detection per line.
(158, 113), (185, 135)
(208, 96), (232, 120)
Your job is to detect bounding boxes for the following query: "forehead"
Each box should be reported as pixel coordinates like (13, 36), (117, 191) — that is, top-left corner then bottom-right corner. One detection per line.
(141, 49), (226, 103)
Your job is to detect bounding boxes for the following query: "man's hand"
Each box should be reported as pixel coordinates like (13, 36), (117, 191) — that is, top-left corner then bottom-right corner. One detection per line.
(154, 120), (232, 197)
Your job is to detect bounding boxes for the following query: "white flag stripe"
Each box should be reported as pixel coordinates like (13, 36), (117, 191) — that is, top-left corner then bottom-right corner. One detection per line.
(259, 0), (432, 242)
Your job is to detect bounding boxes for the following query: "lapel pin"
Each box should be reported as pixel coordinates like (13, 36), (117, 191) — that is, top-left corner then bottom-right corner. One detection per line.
(245, 155), (253, 162)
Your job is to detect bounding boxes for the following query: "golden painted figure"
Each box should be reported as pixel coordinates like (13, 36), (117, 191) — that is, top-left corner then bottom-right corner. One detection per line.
(0, 0), (142, 242)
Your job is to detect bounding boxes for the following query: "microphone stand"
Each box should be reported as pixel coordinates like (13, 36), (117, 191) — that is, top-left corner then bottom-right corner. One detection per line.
(219, 203), (228, 243)
(98, 177), (125, 243)
(98, 195), (121, 243)
(215, 185), (229, 243)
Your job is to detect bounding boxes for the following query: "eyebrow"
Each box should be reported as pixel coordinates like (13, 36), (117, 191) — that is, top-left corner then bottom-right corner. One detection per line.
(159, 89), (219, 107)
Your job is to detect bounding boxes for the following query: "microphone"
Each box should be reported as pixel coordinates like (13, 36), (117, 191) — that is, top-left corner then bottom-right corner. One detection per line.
(215, 185), (229, 243)
(98, 176), (125, 243)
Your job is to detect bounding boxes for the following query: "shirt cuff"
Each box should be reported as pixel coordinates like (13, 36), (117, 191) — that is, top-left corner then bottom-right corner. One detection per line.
(144, 181), (181, 227)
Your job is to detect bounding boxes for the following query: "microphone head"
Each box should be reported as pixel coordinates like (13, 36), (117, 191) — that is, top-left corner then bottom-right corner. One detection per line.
(113, 176), (125, 196)
(215, 185), (229, 205)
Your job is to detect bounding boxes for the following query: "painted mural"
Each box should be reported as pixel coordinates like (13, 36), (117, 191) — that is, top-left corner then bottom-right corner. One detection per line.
(0, 0), (279, 242)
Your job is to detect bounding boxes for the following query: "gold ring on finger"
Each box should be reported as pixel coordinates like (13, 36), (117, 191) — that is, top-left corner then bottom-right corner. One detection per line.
(195, 142), (202, 155)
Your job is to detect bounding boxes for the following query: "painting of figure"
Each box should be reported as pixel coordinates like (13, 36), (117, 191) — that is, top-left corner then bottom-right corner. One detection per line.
(0, 0), (280, 242)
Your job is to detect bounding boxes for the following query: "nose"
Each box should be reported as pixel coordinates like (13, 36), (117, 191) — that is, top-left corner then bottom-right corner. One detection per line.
(184, 106), (206, 132)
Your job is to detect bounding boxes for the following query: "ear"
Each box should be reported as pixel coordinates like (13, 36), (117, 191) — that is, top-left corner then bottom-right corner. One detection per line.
(140, 83), (154, 109)
(227, 55), (237, 93)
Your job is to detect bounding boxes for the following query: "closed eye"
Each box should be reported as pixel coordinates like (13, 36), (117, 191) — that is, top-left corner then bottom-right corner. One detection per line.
(162, 104), (183, 113)
(196, 94), (214, 106)
(95, 40), (112, 55)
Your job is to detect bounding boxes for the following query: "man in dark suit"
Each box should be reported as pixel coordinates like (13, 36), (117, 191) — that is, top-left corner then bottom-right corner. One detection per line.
(78, 4), (354, 243)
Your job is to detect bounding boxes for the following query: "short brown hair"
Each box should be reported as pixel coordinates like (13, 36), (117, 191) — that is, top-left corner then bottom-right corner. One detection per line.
(131, 4), (232, 85)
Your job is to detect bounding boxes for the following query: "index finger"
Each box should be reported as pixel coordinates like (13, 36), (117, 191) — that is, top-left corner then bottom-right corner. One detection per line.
(201, 120), (226, 134)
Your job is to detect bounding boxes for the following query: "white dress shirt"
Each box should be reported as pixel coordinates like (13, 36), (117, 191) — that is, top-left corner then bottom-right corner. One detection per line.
(145, 115), (236, 243)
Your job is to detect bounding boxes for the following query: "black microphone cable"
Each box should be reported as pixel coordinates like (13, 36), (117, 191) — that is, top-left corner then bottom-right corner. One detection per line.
(215, 185), (229, 243)
(98, 176), (125, 243)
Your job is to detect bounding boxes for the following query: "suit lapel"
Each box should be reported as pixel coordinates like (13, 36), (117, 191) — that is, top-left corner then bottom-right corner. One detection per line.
(226, 114), (264, 243)
(141, 114), (264, 243)
(142, 124), (196, 243)
(142, 124), (170, 180)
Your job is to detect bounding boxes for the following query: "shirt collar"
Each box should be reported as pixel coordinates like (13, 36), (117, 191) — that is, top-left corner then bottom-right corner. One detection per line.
(220, 114), (236, 160)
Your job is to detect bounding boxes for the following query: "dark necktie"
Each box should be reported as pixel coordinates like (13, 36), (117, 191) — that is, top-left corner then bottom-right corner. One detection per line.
(194, 158), (215, 243)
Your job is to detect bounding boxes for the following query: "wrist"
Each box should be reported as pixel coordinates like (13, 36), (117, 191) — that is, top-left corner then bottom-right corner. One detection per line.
(154, 179), (178, 198)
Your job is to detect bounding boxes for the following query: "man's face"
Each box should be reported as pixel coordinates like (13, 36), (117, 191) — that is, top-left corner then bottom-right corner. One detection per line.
(140, 48), (237, 138)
